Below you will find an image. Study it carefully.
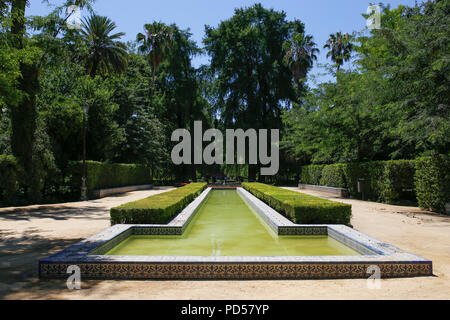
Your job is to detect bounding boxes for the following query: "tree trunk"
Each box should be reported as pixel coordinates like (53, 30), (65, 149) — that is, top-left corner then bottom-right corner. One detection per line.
(248, 165), (257, 182)
(10, 0), (41, 202)
(90, 59), (98, 78)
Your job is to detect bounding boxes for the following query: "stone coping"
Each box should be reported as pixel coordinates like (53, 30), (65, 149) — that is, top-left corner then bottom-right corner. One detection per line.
(93, 184), (154, 198)
(299, 184), (349, 198)
(39, 187), (432, 279)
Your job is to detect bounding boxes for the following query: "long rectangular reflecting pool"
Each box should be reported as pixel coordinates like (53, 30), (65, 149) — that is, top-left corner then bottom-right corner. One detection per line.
(39, 187), (433, 280)
(105, 190), (360, 256)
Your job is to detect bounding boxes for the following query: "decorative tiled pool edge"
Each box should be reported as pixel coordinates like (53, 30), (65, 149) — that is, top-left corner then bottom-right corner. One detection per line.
(39, 187), (433, 280)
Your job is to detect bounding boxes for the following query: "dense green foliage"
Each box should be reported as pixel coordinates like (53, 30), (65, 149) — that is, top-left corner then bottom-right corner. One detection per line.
(282, 1), (449, 164)
(0, 154), (19, 205)
(204, 4), (316, 180)
(68, 161), (153, 198)
(243, 183), (352, 225)
(110, 183), (207, 224)
(415, 156), (450, 214)
(0, 1), (207, 205)
(301, 159), (439, 205)
(0, 1), (448, 213)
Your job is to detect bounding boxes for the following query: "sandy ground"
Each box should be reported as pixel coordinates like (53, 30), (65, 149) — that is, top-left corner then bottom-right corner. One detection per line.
(0, 186), (449, 300)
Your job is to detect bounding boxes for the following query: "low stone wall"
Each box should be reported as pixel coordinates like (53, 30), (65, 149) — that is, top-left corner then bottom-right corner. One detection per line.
(93, 184), (154, 198)
(299, 184), (349, 198)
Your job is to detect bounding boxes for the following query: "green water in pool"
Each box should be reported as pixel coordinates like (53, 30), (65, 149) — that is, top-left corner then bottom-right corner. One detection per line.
(105, 189), (360, 256)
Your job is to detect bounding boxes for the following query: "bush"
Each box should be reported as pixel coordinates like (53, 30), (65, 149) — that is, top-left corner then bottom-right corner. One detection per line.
(110, 183), (207, 224)
(243, 183), (352, 225)
(67, 161), (153, 198)
(0, 154), (19, 205)
(415, 155), (450, 214)
(379, 160), (416, 203)
(319, 164), (347, 188)
(301, 165), (325, 185)
(301, 160), (416, 203)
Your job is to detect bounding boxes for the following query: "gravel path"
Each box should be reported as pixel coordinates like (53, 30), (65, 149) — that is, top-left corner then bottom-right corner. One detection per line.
(0, 186), (449, 300)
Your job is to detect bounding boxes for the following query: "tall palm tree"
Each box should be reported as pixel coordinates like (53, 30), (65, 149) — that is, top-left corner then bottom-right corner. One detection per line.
(136, 22), (173, 93)
(81, 15), (128, 78)
(284, 32), (319, 99)
(324, 32), (353, 70)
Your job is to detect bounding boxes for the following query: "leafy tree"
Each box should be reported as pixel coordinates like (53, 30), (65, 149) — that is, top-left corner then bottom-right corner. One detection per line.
(204, 4), (313, 179)
(282, 70), (388, 164)
(76, 76), (123, 162)
(0, 1), (21, 110)
(37, 61), (84, 170)
(109, 51), (168, 170)
(7, 0), (94, 202)
(157, 24), (207, 180)
(283, 1), (449, 165)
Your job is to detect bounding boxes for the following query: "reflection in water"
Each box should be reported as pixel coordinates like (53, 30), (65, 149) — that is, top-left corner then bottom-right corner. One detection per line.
(210, 233), (224, 256)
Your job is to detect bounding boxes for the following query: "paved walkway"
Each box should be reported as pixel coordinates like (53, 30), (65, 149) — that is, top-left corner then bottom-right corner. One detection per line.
(0, 186), (449, 300)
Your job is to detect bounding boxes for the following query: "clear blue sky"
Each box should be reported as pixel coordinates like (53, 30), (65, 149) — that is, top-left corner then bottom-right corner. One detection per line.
(28, 0), (416, 82)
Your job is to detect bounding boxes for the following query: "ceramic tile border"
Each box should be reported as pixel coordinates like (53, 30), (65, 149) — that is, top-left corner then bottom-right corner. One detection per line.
(40, 261), (432, 280)
(39, 187), (433, 279)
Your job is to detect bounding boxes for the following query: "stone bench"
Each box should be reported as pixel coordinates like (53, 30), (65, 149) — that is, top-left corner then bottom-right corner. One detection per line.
(299, 184), (349, 198)
(93, 184), (154, 198)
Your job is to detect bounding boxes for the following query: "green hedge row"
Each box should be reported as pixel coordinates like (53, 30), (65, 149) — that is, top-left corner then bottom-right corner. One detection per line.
(0, 154), (19, 205)
(415, 156), (450, 214)
(301, 156), (449, 213)
(243, 183), (352, 225)
(67, 161), (153, 198)
(110, 183), (207, 224)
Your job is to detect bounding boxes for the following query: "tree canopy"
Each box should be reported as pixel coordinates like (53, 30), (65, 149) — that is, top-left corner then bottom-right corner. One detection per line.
(0, 0), (448, 205)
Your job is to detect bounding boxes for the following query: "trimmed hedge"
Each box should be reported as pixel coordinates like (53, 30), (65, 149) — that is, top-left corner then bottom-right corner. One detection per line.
(301, 160), (416, 204)
(301, 165), (325, 186)
(301, 157), (450, 213)
(110, 183), (207, 224)
(0, 154), (19, 205)
(67, 161), (153, 198)
(379, 160), (416, 203)
(243, 183), (352, 225)
(415, 155), (450, 214)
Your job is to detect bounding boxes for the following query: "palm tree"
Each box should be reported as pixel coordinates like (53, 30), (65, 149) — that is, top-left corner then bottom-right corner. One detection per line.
(136, 22), (174, 93)
(323, 32), (353, 70)
(285, 32), (319, 99)
(81, 15), (128, 78)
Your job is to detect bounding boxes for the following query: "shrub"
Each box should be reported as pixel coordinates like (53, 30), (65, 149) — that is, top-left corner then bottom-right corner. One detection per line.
(415, 155), (450, 214)
(319, 164), (347, 188)
(379, 160), (416, 203)
(0, 154), (19, 205)
(243, 183), (352, 225)
(301, 165), (325, 185)
(301, 160), (416, 203)
(340, 162), (385, 200)
(110, 183), (207, 224)
(67, 161), (153, 198)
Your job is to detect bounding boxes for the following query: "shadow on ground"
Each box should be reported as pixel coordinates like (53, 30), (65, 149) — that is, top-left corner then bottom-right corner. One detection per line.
(0, 229), (104, 299)
(0, 205), (109, 221)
